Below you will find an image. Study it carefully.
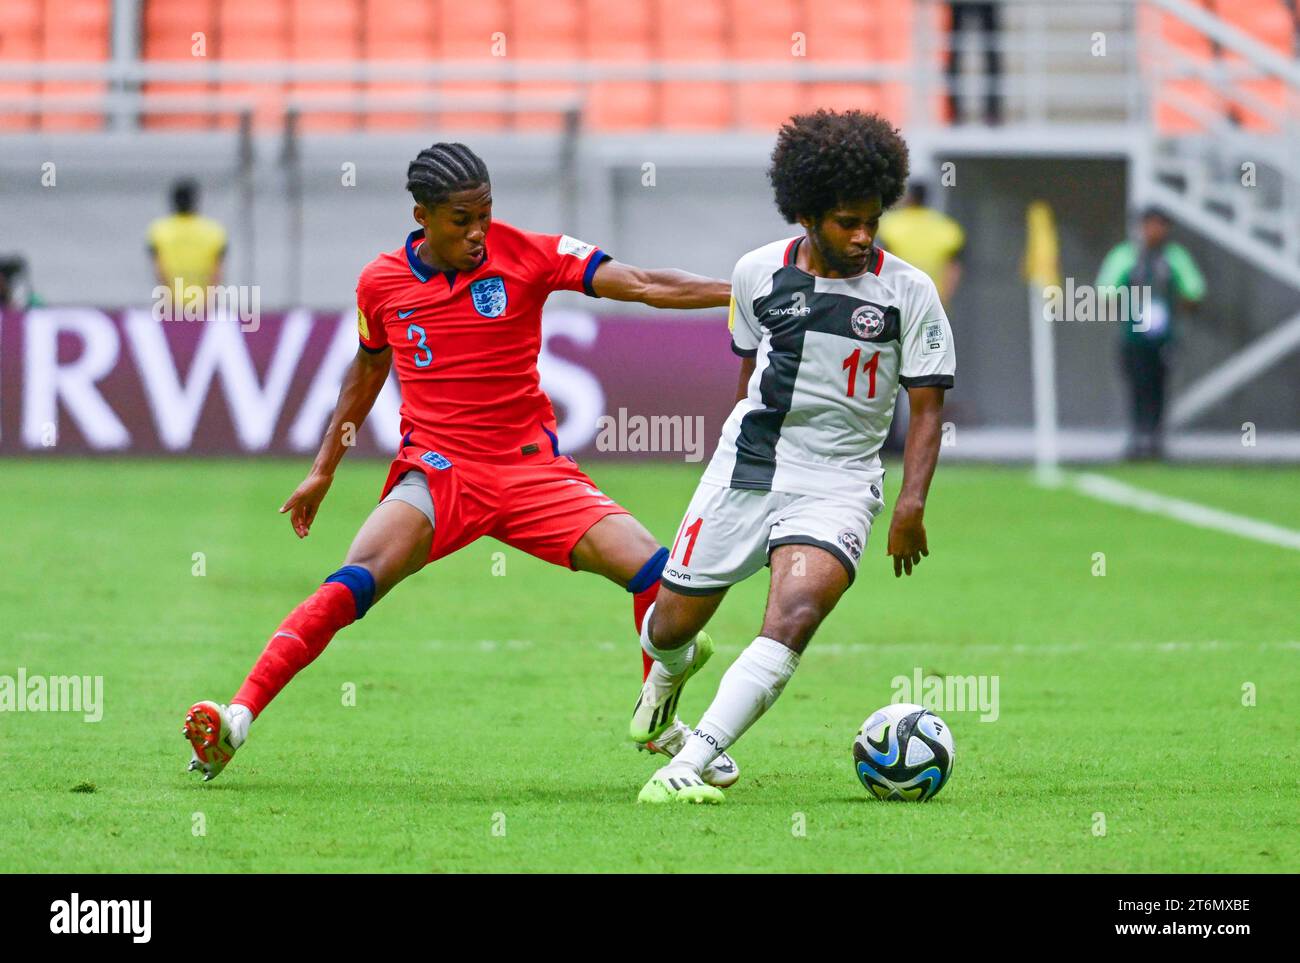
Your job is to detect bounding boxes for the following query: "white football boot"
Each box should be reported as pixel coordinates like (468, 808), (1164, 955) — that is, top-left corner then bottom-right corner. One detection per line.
(183, 700), (249, 782)
(638, 763), (725, 805)
(639, 719), (740, 788)
(629, 631), (713, 744)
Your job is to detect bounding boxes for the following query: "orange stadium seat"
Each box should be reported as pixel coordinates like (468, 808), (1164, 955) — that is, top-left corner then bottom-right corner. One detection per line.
(728, 0), (802, 131)
(1212, 0), (1294, 53)
(511, 0), (583, 131)
(362, 0), (437, 59)
(1212, 0), (1294, 132)
(804, 1), (881, 125)
(1143, 6), (1219, 134)
(11, 0), (1163, 135)
(289, 0), (362, 131)
(655, 0), (731, 130)
(215, 0), (290, 130)
(582, 0), (655, 130)
(0, 0), (43, 131)
(437, 0), (511, 130)
(923, 0), (950, 124)
(142, 0), (219, 130)
(361, 0), (438, 131)
(866, 0), (921, 125)
(805, 1), (873, 61)
(38, 0), (110, 131)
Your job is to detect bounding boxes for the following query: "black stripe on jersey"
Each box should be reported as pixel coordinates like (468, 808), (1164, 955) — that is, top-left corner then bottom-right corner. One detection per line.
(729, 264), (809, 490)
(730, 265), (901, 490)
(730, 339), (757, 358)
(899, 373), (954, 389)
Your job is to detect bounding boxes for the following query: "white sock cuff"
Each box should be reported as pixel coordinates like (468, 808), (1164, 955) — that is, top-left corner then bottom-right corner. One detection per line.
(638, 601), (656, 651)
(747, 636), (801, 675)
(640, 602), (694, 675)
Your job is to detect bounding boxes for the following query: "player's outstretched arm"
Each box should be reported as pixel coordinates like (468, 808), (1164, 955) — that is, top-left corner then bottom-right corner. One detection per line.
(887, 385), (945, 577)
(280, 345), (393, 538)
(589, 259), (730, 309)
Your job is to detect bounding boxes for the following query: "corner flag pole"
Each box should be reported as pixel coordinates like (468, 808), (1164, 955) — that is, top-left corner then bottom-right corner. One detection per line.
(1023, 201), (1062, 486)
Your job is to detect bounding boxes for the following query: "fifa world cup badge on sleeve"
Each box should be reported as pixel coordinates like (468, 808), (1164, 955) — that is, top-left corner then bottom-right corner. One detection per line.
(556, 235), (595, 259)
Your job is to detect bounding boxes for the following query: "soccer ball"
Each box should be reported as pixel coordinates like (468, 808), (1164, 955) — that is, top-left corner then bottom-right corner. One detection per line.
(853, 702), (955, 801)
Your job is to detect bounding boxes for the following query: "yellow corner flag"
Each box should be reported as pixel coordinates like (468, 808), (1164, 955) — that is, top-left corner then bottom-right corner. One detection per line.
(1022, 200), (1061, 289)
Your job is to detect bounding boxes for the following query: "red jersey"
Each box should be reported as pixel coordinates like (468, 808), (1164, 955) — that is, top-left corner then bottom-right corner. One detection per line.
(355, 220), (609, 462)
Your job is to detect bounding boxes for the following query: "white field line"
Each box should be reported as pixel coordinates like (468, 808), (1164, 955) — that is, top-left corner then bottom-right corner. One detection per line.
(402, 639), (1300, 655)
(1069, 472), (1300, 552)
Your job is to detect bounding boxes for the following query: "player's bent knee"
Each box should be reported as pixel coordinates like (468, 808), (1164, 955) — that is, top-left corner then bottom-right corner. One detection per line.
(762, 598), (830, 647)
(323, 564), (377, 620)
(647, 606), (689, 649)
(649, 587), (720, 649)
(647, 602), (691, 649)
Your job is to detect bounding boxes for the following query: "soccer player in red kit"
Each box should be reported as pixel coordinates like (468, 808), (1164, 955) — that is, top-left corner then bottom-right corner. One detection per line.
(182, 142), (738, 787)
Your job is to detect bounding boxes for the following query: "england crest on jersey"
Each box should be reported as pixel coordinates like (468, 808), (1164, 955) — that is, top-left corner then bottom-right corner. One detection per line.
(470, 276), (507, 317)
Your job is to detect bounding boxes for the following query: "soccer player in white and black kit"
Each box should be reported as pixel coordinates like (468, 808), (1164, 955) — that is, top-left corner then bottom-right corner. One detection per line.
(630, 110), (956, 803)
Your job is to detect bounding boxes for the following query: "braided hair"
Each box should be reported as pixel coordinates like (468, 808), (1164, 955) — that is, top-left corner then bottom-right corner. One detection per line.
(406, 143), (491, 208)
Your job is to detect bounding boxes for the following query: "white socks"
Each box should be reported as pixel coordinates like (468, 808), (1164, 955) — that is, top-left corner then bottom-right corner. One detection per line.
(639, 602), (695, 677)
(673, 636), (800, 775)
(227, 702), (253, 748)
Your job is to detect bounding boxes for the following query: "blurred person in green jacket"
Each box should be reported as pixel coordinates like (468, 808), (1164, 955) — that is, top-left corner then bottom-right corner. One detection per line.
(1097, 207), (1205, 460)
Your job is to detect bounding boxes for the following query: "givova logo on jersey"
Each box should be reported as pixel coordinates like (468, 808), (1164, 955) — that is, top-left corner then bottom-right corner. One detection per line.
(768, 293), (811, 318)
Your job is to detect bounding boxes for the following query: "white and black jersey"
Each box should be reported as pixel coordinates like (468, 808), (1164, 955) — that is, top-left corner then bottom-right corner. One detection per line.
(701, 235), (956, 502)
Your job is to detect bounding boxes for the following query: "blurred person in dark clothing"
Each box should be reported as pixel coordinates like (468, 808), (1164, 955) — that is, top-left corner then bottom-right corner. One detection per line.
(946, 1), (1003, 124)
(1097, 207), (1205, 460)
(0, 255), (42, 309)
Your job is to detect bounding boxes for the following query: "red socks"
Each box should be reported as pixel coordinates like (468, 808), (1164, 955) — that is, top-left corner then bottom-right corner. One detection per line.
(633, 584), (658, 681)
(232, 581), (357, 717)
(233, 570), (658, 716)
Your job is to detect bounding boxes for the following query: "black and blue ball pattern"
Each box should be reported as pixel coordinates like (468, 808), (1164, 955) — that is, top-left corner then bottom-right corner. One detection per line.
(853, 703), (955, 801)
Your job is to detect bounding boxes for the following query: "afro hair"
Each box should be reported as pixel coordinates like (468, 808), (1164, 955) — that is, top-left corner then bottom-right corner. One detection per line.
(767, 110), (911, 223)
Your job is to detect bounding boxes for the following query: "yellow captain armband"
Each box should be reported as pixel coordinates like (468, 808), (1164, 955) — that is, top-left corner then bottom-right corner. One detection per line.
(727, 295), (736, 333)
(357, 307), (370, 341)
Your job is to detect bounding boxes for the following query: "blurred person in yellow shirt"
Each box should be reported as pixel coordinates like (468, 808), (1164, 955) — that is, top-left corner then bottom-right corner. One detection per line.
(147, 179), (227, 303)
(877, 182), (966, 453)
(877, 183), (965, 305)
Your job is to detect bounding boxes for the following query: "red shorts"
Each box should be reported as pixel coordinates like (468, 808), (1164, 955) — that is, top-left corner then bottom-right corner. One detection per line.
(378, 447), (630, 568)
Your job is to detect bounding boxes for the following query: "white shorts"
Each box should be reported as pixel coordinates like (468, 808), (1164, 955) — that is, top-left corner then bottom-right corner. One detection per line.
(660, 480), (884, 595)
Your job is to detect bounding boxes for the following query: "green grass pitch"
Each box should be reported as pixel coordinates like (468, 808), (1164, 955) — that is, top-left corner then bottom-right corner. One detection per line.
(1, 458), (1296, 873)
